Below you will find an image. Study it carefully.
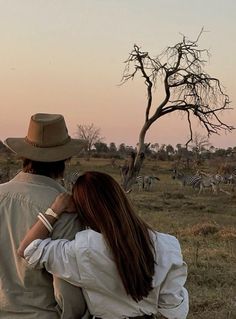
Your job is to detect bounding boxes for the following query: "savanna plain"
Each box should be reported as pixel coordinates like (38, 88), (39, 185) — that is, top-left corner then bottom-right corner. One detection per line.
(3, 156), (236, 319)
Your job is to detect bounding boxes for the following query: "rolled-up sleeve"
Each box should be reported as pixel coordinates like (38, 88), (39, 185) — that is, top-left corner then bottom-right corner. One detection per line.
(157, 239), (189, 319)
(24, 238), (82, 287)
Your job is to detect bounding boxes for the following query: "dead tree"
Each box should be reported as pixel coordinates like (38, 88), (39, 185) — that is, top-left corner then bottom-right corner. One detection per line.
(75, 123), (102, 160)
(120, 29), (234, 191)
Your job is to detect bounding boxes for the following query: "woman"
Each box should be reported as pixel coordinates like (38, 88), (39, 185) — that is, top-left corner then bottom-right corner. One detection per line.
(18, 171), (189, 319)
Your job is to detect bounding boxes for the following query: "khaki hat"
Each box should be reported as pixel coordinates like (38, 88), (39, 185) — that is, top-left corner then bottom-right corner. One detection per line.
(5, 113), (82, 162)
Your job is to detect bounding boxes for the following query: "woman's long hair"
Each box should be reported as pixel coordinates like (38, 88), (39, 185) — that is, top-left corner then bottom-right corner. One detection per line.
(72, 171), (155, 302)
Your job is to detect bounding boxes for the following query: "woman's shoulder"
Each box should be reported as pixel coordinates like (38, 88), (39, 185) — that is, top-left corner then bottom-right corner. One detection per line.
(73, 229), (114, 265)
(151, 231), (182, 258)
(150, 231), (185, 272)
(156, 231), (181, 251)
(74, 229), (106, 250)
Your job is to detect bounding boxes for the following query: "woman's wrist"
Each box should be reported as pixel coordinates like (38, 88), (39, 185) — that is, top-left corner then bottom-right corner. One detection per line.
(37, 208), (60, 233)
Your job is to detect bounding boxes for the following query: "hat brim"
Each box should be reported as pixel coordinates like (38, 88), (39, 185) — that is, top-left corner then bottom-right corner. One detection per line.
(4, 137), (84, 162)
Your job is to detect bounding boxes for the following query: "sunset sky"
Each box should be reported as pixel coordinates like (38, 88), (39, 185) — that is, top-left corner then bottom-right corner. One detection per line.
(0, 0), (235, 149)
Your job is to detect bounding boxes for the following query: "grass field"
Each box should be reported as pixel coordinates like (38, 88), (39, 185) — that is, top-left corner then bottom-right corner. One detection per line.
(69, 157), (236, 319)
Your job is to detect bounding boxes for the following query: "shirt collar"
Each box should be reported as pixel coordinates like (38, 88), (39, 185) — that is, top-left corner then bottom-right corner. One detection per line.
(11, 171), (66, 192)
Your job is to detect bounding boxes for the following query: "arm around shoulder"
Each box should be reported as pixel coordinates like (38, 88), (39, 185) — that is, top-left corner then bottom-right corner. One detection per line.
(24, 236), (87, 318)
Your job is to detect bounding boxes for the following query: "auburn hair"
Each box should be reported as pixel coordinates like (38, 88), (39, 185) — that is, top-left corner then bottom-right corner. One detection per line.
(72, 171), (155, 302)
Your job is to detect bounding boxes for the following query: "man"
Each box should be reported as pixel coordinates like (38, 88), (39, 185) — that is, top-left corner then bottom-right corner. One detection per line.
(0, 113), (87, 318)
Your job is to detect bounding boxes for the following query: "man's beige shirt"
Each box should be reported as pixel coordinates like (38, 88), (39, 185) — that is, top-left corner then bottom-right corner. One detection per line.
(0, 171), (86, 319)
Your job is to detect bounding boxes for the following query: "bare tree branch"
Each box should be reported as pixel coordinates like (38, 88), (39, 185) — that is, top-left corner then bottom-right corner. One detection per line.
(75, 123), (103, 160)
(119, 29), (234, 190)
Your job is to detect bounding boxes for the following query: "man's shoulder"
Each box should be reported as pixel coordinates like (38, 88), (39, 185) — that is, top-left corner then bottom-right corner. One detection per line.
(52, 213), (82, 240)
(1, 173), (65, 207)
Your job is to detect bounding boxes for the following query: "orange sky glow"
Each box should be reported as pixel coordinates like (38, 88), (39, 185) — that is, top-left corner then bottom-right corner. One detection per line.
(0, 0), (235, 149)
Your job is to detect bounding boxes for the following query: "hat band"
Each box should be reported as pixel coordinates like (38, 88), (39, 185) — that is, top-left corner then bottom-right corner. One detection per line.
(24, 136), (71, 148)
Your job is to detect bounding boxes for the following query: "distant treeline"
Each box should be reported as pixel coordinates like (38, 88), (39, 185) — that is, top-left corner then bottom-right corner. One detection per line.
(1, 140), (236, 163)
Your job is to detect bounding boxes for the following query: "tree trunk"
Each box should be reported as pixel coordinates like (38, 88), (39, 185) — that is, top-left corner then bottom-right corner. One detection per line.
(121, 127), (147, 191)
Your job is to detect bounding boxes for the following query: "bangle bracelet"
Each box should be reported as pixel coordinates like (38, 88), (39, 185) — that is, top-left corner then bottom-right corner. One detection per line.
(44, 208), (59, 220)
(37, 213), (53, 233)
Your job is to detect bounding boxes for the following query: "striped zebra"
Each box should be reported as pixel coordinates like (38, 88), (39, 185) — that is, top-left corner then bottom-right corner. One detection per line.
(172, 169), (201, 189)
(227, 169), (236, 186)
(228, 175), (236, 185)
(195, 171), (230, 195)
(195, 175), (218, 194)
(136, 175), (160, 191)
(62, 170), (81, 191)
(220, 171), (236, 193)
(172, 169), (222, 194)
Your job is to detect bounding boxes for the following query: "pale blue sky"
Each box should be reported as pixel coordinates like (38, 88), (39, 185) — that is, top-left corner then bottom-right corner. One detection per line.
(0, 0), (235, 148)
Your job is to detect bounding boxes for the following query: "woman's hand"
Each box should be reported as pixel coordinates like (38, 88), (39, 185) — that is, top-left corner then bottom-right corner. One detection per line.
(18, 193), (77, 258)
(51, 193), (76, 217)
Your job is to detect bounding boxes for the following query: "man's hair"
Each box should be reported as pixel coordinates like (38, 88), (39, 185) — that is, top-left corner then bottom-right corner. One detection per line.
(22, 158), (66, 179)
(72, 171), (155, 302)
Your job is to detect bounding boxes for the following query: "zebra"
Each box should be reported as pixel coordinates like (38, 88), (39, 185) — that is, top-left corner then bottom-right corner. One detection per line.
(143, 175), (160, 191)
(228, 174), (236, 184)
(136, 175), (160, 191)
(195, 175), (218, 194)
(226, 169), (236, 186)
(62, 170), (81, 191)
(171, 169), (201, 189)
(195, 171), (230, 195)
(216, 169), (236, 192)
(136, 175), (145, 191)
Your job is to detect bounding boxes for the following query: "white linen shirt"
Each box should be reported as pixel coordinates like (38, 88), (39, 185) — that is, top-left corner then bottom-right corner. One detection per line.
(24, 229), (189, 319)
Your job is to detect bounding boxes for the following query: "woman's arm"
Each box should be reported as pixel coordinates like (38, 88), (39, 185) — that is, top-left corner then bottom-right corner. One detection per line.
(23, 237), (82, 286)
(17, 193), (76, 257)
(18, 193), (83, 287)
(158, 261), (189, 319)
(157, 239), (189, 319)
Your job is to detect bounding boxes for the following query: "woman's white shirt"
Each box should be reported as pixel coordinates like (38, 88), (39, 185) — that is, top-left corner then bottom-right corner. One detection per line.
(24, 230), (189, 319)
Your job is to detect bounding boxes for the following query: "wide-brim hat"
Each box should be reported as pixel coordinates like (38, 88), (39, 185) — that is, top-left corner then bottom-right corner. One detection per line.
(4, 113), (84, 162)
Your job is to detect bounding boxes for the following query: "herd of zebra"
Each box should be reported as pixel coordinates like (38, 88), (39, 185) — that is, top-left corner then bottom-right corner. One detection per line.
(0, 166), (236, 195)
(62, 172), (161, 192)
(135, 169), (236, 194)
(62, 171), (161, 193)
(171, 168), (236, 195)
(56, 168), (236, 195)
